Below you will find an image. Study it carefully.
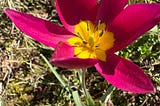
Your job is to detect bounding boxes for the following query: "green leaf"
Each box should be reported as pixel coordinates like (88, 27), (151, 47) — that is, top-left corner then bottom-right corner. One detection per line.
(72, 91), (84, 106)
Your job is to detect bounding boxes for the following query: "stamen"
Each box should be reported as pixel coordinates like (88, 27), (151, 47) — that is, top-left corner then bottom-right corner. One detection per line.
(97, 20), (101, 30)
(83, 41), (87, 44)
(95, 44), (100, 47)
(87, 21), (89, 31)
(95, 20), (101, 31)
(67, 20), (115, 62)
(77, 32), (84, 40)
(95, 25), (98, 31)
(99, 30), (104, 37)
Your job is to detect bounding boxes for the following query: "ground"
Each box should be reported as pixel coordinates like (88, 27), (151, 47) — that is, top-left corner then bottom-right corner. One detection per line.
(0, 0), (160, 106)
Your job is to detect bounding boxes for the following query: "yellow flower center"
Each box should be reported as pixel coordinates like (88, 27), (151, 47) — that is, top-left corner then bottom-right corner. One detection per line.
(67, 20), (115, 62)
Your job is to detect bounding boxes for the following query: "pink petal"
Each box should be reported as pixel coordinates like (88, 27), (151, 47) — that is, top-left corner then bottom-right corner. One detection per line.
(96, 0), (128, 25)
(95, 53), (155, 93)
(4, 9), (74, 48)
(50, 42), (98, 69)
(108, 4), (160, 53)
(56, 0), (98, 32)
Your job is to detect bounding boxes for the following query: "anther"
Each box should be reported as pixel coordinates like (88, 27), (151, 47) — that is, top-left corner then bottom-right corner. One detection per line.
(87, 21), (89, 31)
(83, 41), (87, 44)
(77, 32), (84, 40)
(95, 44), (100, 47)
(99, 30), (104, 37)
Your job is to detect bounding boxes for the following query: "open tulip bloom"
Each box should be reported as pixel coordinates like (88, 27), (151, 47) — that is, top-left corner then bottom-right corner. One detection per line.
(4, 0), (160, 93)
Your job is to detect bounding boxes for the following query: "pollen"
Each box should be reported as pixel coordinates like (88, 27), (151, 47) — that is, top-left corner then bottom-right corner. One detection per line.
(67, 20), (115, 61)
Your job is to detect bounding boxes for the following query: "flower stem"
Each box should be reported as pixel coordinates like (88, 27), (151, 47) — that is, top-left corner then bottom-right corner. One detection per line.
(81, 69), (95, 106)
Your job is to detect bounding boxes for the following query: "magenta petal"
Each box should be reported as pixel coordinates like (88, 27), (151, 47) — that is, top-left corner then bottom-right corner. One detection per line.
(50, 42), (98, 69)
(95, 53), (155, 93)
(4, 9), (74, 48)
(108, 4), (160, 52)
(56, 0), (98, 32)
(97, 0), (128, 25)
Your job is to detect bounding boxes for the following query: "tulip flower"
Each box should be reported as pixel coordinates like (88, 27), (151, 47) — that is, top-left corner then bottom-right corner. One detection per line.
(4, 0), (160, 93)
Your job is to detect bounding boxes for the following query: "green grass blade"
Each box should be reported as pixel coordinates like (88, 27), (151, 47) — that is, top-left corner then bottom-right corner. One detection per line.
(72, 91), (84, 106)
(77, 69), (82, 84)
(40, 54), (70, 92)
(101, 86), (115, 102)
(86, 91), (95, 106)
